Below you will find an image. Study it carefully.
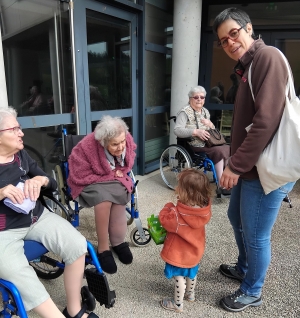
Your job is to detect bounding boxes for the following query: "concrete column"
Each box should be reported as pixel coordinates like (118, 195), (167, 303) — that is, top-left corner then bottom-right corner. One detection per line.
(170, 0), (202, 144)
(0, 27), (8, 108)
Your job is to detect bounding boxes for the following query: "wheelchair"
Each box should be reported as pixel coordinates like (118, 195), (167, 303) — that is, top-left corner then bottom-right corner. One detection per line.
(160, 136), (222, 197)
(0, 192), (116, 318)
(53, 129), (151, 247)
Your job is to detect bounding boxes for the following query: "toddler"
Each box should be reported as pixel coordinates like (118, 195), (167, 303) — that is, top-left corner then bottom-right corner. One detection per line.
(159, 168), (212, 313)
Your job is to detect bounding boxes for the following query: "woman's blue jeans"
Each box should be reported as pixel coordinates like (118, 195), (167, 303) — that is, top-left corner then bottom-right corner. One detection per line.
(227, 178), (295, 297)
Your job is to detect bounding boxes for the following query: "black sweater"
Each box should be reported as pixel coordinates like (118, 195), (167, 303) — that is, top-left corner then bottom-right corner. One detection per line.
(0, 150), (57, 231)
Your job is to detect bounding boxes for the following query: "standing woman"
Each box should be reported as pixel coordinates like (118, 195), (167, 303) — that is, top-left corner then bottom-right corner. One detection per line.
(213, 8), (295, 312)
(0, 107), (98, 318)
(68, 116), (136, 275)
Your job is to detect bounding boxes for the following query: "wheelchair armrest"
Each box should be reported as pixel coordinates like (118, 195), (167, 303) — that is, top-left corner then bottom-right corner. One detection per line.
(177, 137), (193, 143)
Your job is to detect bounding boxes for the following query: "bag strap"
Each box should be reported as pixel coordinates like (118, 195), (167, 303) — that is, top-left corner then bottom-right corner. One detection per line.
(209, 129), (221, 140)
(193, 109), (199, 129)
(248, 48), (295, 102)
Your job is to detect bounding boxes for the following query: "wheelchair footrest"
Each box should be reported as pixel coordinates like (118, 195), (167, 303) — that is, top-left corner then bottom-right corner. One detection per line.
(85, 268), (116, 308)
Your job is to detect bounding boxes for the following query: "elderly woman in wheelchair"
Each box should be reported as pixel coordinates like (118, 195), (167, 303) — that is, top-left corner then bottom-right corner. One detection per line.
(174, 86), (230, 196)
(0, 107), (99, 318)
(68, 115), (136, 275)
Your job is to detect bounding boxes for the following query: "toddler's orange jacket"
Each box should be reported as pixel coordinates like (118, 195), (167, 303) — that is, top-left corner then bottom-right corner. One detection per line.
(159, 201), (211, 268)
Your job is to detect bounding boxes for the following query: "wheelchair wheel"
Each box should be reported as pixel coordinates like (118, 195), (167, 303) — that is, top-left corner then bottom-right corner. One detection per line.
(42, 192), (70, 221)
(30, 252), (64, 280)
(54, 165), (66, 205)
(24, 144), (46, 171)
(130, 227), (151, 247)
(160, 144), (192, 190)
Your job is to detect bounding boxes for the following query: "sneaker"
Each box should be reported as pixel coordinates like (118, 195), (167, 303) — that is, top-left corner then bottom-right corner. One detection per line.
(160, 298), (183, 313)
(184, 291), (195, 302)
(220, 289), (262, 312)
(219, 263), (244, 282)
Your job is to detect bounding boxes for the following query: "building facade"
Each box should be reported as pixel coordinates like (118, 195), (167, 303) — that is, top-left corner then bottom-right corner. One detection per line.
(0, 0), (299, 175)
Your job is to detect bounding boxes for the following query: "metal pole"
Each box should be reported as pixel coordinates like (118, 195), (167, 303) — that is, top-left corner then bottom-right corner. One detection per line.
(0, 26), (8, 108)
(69, 0), (80, 134)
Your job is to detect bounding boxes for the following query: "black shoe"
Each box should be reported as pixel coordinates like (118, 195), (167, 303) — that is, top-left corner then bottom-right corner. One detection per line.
(219, 263), (244, 282)
(220, 289), (262, 312)
(112, 242), (133, 264)
(221, 188), (231, 196)
(63, 306), (99, 318)
(97, 250), (117, 274)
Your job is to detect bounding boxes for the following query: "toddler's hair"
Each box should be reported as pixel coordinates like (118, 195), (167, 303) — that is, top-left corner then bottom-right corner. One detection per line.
(175, 168), (211, 207)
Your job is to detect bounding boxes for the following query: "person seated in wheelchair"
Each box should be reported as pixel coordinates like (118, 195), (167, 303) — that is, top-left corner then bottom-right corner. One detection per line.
(68, 115), (136, 275)
(0, 107), (98, 318)
(174, 85), (231, 195)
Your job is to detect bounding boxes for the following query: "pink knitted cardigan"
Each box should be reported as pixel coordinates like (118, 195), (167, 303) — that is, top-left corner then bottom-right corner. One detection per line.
(67, 132), (136, 199)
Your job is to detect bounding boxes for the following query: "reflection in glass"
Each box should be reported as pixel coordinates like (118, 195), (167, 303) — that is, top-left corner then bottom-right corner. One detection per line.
(210, 41), (236, 105)
(145, 51), (172, 107)
(276, 39), (300, 96)
(208, 2), (300, 26)
(86, 10), (131, 111)
(22, 126), (65, 174)
(145, 113), (169, 164)
(145, 1), (173, 47)
(2, 1), (73, 116)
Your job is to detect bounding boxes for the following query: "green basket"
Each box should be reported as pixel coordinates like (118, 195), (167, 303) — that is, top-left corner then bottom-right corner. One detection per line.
(147, 214), (167, 245)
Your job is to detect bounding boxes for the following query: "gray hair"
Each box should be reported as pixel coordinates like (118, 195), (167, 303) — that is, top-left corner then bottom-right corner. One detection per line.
(0, 107), (17, 130)
(188, 86), (207, 98)
(94, 115), (129, 147)
(212, 7), (256, 40)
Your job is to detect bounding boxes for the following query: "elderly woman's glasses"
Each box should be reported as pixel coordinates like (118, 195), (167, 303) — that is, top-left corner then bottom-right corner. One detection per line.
(218, 26), (244, 48)
(191, 95), (205, 100)
(0, 126), (22, 134)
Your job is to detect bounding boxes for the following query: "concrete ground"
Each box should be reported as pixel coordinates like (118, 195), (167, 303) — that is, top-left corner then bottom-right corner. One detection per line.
(20, 171), (300, 317)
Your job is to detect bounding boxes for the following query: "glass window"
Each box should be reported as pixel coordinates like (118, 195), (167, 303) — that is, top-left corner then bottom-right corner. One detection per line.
(276, 39), (300, 95)
(145, 112), (169, 164)
(210, 41), (238, 105)
(145, 51), (172, 107)
(2, 0), (73, 116)
(208, 2), (300, 26)
(22, 125), (66, 174)
(145, 0), (173, 47)
(86, 9), (131, 111)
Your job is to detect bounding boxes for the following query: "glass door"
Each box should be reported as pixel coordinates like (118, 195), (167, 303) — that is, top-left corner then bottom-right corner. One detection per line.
(271, 32), (300, 96)
(73, 1), (137, 139)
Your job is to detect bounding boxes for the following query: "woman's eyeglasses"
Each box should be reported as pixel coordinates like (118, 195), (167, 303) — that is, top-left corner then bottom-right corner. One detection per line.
(0, 126), (22, 134)
(191, 95), (205, 100)
(218, 26), (244, 48)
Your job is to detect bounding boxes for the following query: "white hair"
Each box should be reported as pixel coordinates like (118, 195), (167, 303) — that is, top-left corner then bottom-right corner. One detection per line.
(94, 115), (129, 147)
(0, 107), (17, 130)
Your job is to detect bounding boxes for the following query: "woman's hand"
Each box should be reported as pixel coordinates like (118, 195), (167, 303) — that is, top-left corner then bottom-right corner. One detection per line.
(115, 170), (124, 178)
(0, 184), (25, 204)
(24, 176), (47, 201)
(220, 166), (240, 190)
(201, 118), (214, 129)
(193, 129), (211, 141)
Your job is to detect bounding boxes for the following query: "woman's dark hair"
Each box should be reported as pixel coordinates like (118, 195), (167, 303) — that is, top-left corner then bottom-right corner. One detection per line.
(213, 7), (256, 40)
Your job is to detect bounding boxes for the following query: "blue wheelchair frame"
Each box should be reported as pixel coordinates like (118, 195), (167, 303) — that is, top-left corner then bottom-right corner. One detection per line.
(0, 194), (116, 318)
(55, 129), (151, 247)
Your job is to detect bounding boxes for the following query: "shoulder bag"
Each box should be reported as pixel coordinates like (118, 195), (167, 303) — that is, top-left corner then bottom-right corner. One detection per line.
(193, 109), (226, 147)
(248, 49), (300, 194)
